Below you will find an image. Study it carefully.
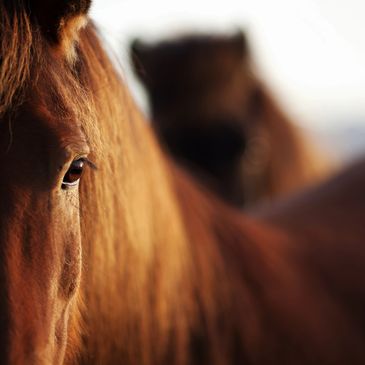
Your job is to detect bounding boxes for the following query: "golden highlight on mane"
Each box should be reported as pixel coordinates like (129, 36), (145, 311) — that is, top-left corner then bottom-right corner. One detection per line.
(75, 29), (198, 364)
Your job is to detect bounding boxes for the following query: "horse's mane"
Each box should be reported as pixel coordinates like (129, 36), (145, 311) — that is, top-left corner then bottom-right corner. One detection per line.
(70, 26), (283, 364)
(75, 27), (204, 364)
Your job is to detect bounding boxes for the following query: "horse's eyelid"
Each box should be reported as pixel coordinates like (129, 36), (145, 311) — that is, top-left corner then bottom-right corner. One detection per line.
(83, 158), (98, 171)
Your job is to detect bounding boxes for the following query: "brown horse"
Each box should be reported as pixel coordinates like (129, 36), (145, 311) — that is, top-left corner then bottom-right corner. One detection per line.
(131, 33), (332, 207)
(1, 1), (365, 365)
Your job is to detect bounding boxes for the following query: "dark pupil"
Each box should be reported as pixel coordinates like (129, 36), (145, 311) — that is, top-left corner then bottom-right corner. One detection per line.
(63, 159), (84, 184)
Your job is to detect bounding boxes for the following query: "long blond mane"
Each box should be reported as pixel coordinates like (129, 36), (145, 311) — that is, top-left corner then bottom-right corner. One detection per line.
(74, 26), (286, 365)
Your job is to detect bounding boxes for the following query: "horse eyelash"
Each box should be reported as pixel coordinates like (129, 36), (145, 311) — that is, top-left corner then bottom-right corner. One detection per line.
(82, 158), (98, 171)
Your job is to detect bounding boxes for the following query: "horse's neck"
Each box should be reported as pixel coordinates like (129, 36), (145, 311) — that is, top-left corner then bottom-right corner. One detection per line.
(257, 87), (332, 197)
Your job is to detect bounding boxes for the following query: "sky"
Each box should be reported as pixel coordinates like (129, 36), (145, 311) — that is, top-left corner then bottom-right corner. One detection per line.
(89, 0), (365, 133)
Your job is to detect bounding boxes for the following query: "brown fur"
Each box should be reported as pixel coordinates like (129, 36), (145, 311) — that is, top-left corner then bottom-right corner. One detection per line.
(131, 33), (332, 207)
(1, 2), (365, 365)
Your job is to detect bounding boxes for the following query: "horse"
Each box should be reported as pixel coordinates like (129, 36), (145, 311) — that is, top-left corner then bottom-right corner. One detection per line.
(1, 1), (365, 365)
(130, 32), (332, 207)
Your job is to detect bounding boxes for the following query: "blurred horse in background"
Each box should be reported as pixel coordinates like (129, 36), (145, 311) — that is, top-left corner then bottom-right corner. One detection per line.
(131, 32), (332, 207)
(1, 1), (365, 365)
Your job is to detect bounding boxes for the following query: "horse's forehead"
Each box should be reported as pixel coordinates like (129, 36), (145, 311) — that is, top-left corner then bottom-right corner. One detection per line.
(38, 100), (86, 138)
(168, 41), (241, 63)
(11, 95), (89, 158)
(168, 51), (243, 81)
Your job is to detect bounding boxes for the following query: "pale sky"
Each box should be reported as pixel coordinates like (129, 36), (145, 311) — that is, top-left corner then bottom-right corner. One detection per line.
(90, 0), (365, 131)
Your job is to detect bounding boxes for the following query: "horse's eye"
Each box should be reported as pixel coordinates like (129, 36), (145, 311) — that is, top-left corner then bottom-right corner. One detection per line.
(62, 159), (85, 189)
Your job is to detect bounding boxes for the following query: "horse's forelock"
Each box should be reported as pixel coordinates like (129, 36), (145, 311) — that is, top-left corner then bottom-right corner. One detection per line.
(0, 2), (34, 117)
(0, 1), (94, 120)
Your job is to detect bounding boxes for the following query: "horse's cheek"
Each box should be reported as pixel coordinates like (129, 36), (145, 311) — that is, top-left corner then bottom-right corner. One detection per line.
(56, 191), (82, 300)
(0, 187), (81, 365)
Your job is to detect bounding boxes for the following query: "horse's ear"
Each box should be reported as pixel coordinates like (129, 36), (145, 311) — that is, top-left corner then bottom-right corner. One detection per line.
(28, 0), (91, 56)
(231, 30), (248, 58)
(130, 39), (152, 85)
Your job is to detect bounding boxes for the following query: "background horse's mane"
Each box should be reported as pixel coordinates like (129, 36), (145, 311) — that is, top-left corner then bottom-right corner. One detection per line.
(244, 84), (332, 201)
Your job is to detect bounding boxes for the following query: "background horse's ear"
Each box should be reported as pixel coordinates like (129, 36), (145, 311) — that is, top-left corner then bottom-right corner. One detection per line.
(130, 39), (151, 85)
(28, 0), (92, 44)
(231, 30), (248, 59)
